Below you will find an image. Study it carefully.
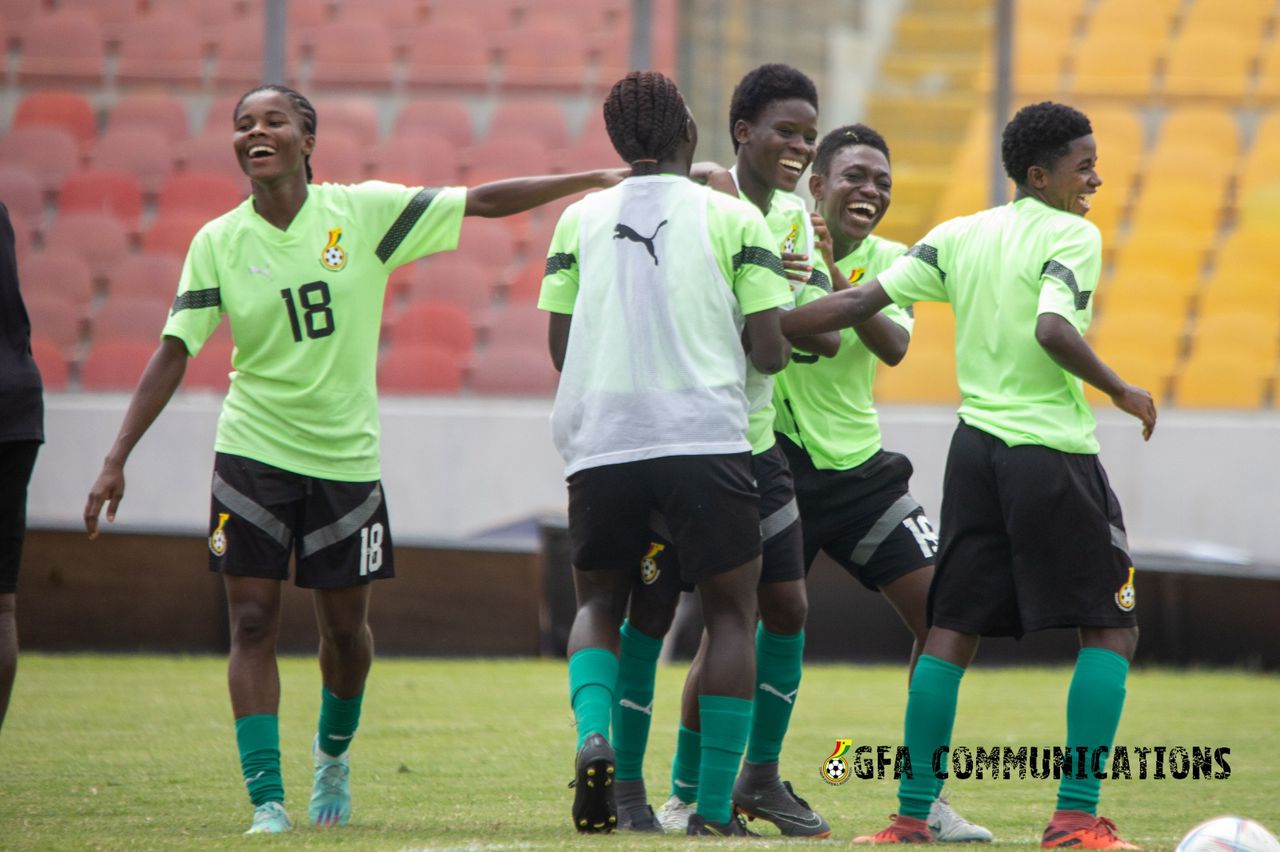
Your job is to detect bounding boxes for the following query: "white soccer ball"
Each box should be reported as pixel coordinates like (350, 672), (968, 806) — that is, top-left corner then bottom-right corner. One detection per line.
(1176, 816), (1280, 852)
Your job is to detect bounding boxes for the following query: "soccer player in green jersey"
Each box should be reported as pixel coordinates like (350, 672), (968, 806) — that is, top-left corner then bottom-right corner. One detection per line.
(774, 123), (991, 842)
(539, 70), (793, 837)
(611, 64), (837, 838)
(784, 102), (1156, 849)
(83, 84), (623, 835)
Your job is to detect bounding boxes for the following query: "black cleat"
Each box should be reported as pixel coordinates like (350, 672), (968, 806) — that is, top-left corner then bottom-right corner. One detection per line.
(570, 733), (617, 833)
(619, 802), (662, 833)
(688, 813), (757, 837)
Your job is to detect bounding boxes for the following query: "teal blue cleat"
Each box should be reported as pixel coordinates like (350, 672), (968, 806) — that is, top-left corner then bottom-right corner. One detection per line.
(308, 737), (352, 828)
(244, 801), (292, 834)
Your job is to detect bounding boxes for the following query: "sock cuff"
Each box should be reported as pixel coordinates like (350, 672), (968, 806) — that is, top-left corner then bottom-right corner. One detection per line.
(699, 695), (752, 752)
(234, 714), (279, 742)
(569, 647), (618, 704)
(915, 654), (966, 682)
(620, 619), (664, 660)
(322, 687), (364, 708)
(757, 624), (805, 653)
(1077, 646), (1130, 674)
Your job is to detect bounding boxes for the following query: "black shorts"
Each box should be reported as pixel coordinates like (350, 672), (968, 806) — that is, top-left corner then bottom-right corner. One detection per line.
(630, 443), (805, 604)
(208, 453), (394, 589)
(0, 440), (40, 595)
(931, 422), (1138, 638)
(567, 453), (760, 584)
(780, 436), (936, 592)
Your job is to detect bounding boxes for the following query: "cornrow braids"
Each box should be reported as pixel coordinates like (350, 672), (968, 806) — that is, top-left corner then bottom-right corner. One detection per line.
(814, 123), (890, 177)
(1002, 101), (1092, 187)
(603, 71), (690, 174)
(234, 84), (318, 183)
(728, 63), (818, 153)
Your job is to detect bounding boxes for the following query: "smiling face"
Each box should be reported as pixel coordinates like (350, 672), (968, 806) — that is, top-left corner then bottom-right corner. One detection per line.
(1029, 134), (1101, 216)
(734, 97), (818, 193)
(812, 143), (892, 246)
(233, 90), (315, 184)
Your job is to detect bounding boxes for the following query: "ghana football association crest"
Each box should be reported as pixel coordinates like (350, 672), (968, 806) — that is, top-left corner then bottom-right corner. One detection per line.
(209, 512), (230, 557)
(848, 267), (867, 284)
(782, 222), (799, 254)
(320, 227), (348, 271)
(1115, 566), (1136, 612)
(820, 738), (854, 785)
(639, 541), (665, 585)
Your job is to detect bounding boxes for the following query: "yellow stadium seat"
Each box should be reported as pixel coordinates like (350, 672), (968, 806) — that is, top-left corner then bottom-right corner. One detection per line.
(1091, 309), (1185, 364)
(1110, 226), (1211, 283)
(1083, 344), (1173, 405)
(1236, 182), (1280, 231)
(1198, 276), (1280, 317)
(1254, 33), (1280, 100)
(1192, 311), (1280, 361)
(1016, 0), (1088, 33)
(1088, 106), (1145, 157)
(1127, 178), (1227, 237)
(1180, 0), (1275, 32)
(875, 346), (961, 405)
(1158, 108), (1240, 158)
(1069, 30), (1164, 99)
(1145, 139), (1236, 186)
(1161, 29), (1255, 100)
(1088, 0), (1181, 31)
(1098, 271), (1194, 322)
(1240, 113), (1280, 187)
(1175, 353), (1270, 409)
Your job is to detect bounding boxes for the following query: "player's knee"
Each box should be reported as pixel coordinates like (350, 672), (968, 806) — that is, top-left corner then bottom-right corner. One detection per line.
(627, 603), (675, 639)
(759, 593), (806, 635)
(229, 603), (278, 647)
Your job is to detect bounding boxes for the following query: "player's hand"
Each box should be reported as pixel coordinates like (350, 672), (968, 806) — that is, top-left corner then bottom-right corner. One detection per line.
(598, 167), (629, 187)
(780, 252), (812, 283)
(810, 212), (837, 275)
(84, 463), (125, 540)
(1111, 384), (1157, 441)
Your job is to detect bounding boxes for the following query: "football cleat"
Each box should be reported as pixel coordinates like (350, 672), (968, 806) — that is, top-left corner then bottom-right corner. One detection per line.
(853, 814), (935, 844)
(570, 733), (617, 833)
(928, 795), (993, 842)
(244, 801), (292, 835)
(1042, 812), (1140, 850)
(656, 794), (696, 833)
(732, 777), (830, 837)
(687, 813), (757, 836)
(308, 737), (352, 828)
(618, 802), (662, 832)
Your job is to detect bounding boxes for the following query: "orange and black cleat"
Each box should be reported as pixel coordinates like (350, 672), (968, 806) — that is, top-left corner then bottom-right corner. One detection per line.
(852, 814), (934, 844)
(1042, 811), (1140, 850)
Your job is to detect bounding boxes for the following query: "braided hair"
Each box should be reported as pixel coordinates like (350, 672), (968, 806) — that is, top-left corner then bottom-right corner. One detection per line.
(234, 84), (318, 183)
(603, 71), (690, 175)
(813, 123), (890, 177)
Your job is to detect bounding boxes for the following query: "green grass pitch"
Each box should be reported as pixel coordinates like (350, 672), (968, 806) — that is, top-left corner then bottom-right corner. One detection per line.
(2, 655), (1276, 849)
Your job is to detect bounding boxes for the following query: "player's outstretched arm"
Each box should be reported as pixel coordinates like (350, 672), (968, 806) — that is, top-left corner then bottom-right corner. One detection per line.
(464, 169), (628, 218)
(84, 336), (189, 539)
(1034, 313), (1156, 440)
(809, 213), (906, 365)
(782, 279), (894, 339)
(744, 308), (791, 374)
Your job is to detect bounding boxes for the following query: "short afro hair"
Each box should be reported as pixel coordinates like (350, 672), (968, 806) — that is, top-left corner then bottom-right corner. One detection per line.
(813, 123), (890, 177)
(728, 63), (818, 152)
(1001, 101), (1093, 186)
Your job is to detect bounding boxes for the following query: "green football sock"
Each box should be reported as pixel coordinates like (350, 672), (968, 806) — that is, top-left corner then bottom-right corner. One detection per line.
(745, 624), (804, 766)
(898, 655), (964, 820)
(235, 714), (284, 806)
(317, 687), (363, 758)
(697, 695), (751, 825)
(612, 620), (663, 781)
(1056, 647), (1129, 815)
(671, 723), (701, 803)
(568, 648), (617, 750)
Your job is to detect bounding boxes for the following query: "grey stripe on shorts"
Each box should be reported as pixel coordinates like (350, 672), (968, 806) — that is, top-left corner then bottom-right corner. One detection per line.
(211, 472), (291, 549)
(761, 497), (799, 542)
(300, 484), (384, 558)
(1110, 524), (1129, 556)
(850, 493), (921, 567)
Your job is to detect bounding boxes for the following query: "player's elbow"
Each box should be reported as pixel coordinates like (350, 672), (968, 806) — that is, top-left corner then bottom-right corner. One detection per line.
(1034, 313), (1070, 354)
(750, 338), (791, 374)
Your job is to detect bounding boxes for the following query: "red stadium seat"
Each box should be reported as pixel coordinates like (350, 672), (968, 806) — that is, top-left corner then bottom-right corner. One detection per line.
(311, 97), (382, 148)
(210, 19), (264, 90)
(44, 211), (131, 269)
(115, 13), (205, 86)
(369, 133), (460, 187)
(498, 23), (588, 92)
(487, 98), (569, 149)
(23, 294), (85, 356)
(464, 137), (555, 185)
(480, 304), (547, 347)
(467, 342), (558, 395)
(386, 301), (476, 355)
(0, 166), (45, 225)
(177, 132), (249, 185)
(17, 12), (105, 85)
(105, 253), (184, 300)
(309, 131), (369, 185)
(142, 212), (209, 259)
(29, 336), (69, 390)
(353, 0), (429, 48)
(378, 343), (465, 394)
(20, 251), (96, 309)
(455, 218), (517, 268)
(394, 98), (475, 149)
(58, 171), (145, 231)
(159, 0), (264, 27)
(182, 338), (234, 392)
(393, 255), (502, 312)
(13, 90), (98, 153)
(305, 21), (394, 89)
(156, 172), (247, 220)
(58, 0), (145, 42)
(106, 93), (194, 144)
(505, 258), (548, 304)
(91, 129), (177, 196)
(79, 339), (156, 390)
(403, 23), (492, 91)
(91, 295), (173, 344)
(0, 127), (80, 194)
